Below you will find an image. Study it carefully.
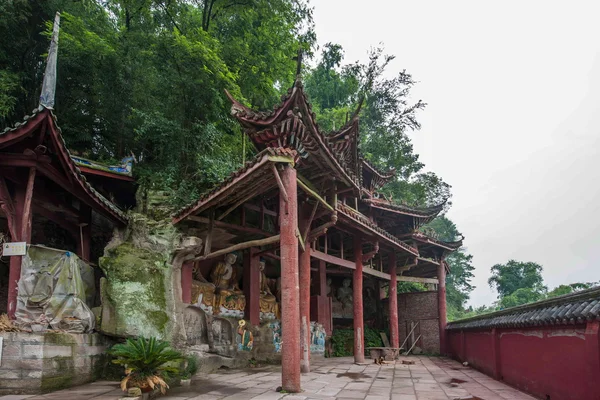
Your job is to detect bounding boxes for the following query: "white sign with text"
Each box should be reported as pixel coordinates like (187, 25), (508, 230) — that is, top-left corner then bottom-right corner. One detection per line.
(2, 242), (27, 256)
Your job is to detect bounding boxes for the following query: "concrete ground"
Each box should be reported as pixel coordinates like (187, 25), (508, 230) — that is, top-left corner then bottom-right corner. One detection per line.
(0, 356), (537, 400)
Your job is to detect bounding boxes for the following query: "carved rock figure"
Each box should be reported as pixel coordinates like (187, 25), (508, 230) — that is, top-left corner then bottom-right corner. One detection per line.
(211, 253), (245, 313)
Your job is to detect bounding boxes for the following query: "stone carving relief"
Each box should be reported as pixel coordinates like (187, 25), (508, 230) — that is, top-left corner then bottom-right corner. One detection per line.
(183, 306), (208, 346)
(332, 278), (354, 318)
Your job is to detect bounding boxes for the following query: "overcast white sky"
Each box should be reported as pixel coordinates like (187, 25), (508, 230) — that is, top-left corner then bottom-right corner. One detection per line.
(313, 0), (600, 306)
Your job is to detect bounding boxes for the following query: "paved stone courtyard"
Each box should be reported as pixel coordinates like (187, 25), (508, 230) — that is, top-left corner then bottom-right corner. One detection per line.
(0, 356), (536, 400)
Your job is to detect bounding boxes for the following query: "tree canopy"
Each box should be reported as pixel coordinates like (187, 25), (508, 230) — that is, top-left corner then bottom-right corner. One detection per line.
(0, 0), (314, 206)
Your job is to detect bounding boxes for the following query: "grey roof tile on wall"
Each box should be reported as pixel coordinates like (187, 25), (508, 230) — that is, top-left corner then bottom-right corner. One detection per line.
(447, 287), (600, 330)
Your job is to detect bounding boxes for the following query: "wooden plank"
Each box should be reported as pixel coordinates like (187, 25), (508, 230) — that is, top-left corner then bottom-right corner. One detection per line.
(380, 332), (392, 348)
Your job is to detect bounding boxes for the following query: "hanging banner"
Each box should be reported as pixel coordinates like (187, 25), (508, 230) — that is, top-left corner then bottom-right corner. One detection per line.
(2, 242), (27, 256)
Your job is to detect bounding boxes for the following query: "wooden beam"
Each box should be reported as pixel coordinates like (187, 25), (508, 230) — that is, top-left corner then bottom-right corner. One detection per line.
(21, 167), (36, 242)
(311, 249), (355, 269)
(244, 203), (277, 217)
(296, 178), (333, 212)
(272, 164), (288, 203)
(188, 215), (272, 237)
(0, 176), (17, 239)
(296, 227), (305, 252)
(302, 200), (319, 245)
(32, 203), (78, 236)
(217, 187), (261, 221)
(204, 208), (214, 256)
(194, 234), (281, 262)
(396, 275), (439, 285)
(363, 267), (390, 280)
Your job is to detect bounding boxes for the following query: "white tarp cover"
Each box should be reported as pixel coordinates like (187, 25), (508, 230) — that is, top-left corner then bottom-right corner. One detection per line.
(15, 245), (96, 333)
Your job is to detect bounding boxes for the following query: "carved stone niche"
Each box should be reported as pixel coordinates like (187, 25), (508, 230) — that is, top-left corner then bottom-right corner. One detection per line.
(183, 306), (208, 346)
(208, 317), (236, 357)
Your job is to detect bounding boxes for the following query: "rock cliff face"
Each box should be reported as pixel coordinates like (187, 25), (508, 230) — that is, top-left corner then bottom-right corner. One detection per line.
(98, 213), (182, 341)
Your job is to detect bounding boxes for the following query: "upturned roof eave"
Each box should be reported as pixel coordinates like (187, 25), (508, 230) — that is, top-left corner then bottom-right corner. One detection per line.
(0, 107), (127, 225)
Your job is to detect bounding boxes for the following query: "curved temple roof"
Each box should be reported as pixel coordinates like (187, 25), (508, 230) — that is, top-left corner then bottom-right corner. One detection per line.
(0, 106), (127, 225)
(225, 80), (395, 194)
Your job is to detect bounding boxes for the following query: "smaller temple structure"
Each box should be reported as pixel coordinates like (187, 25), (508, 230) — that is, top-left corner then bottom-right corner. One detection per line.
(0, 13), (127, 323)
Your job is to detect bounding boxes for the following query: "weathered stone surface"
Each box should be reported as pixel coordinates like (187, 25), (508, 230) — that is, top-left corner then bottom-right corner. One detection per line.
(0, 333), (112, 395)
(98, 214), (180, 341)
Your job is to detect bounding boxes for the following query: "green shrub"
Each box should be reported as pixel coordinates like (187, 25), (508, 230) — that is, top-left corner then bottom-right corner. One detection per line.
(181, 354), (199, 379)
(330, 327), (384, 357)
(109, 337), (183, 394)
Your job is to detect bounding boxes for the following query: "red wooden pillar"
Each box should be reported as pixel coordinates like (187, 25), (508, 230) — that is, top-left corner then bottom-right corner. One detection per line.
(388, 251), (399, 349)
(585, 321), (600, 398)
(76, 204), (92, 262)
(279, 164), (300, 392)
(181, 261), (194, 304)
(243, 247), (260, 326)
(318, 259), (327, 296)
(437, 259), (447, 355)
(8, 168), (35, 319)
(299, 244), (311, 373)
(353, 235), (365, 363)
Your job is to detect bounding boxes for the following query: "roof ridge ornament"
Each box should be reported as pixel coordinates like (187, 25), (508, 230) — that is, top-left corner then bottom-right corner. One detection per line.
(39, 12), (61, 109)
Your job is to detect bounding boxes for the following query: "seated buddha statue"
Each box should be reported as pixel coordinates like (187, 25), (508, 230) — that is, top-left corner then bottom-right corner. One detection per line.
(211, 253), (246, 314)
(259, 260), (279, 318)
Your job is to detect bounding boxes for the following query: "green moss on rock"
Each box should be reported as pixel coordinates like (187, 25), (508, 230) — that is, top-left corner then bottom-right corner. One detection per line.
(98, 214), (178, 340)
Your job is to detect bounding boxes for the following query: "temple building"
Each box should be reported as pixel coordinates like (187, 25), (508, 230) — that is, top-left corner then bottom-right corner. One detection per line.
(173, 79), (462, 392)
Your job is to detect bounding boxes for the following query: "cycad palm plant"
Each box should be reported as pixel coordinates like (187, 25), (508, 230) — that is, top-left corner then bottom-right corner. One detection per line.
(109, 337), (183, 394)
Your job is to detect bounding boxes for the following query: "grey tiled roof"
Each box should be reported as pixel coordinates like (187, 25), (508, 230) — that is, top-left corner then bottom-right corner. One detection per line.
(447, 286), (600, 330)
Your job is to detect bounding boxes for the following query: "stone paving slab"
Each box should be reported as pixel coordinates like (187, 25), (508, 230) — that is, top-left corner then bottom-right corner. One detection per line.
(0, 356), (538, 400)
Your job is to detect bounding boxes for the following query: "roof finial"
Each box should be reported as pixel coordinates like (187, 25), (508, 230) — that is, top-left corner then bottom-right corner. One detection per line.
(39, 12), (61, 109)
(295, 46), (303, 78)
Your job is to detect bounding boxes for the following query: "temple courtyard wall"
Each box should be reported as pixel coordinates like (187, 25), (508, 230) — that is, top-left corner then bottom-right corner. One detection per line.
(446, 287), (600, 400)
(0, 332), (112, 395)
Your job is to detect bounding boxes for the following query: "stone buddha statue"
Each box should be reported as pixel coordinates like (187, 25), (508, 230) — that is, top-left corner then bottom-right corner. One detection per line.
(259, 260), (279, 318)
(337, 278), (354, 316)
(211, 253), (245, 314)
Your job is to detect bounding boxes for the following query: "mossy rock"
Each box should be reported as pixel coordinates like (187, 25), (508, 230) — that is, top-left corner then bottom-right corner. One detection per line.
(99, 242), (172, 339)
